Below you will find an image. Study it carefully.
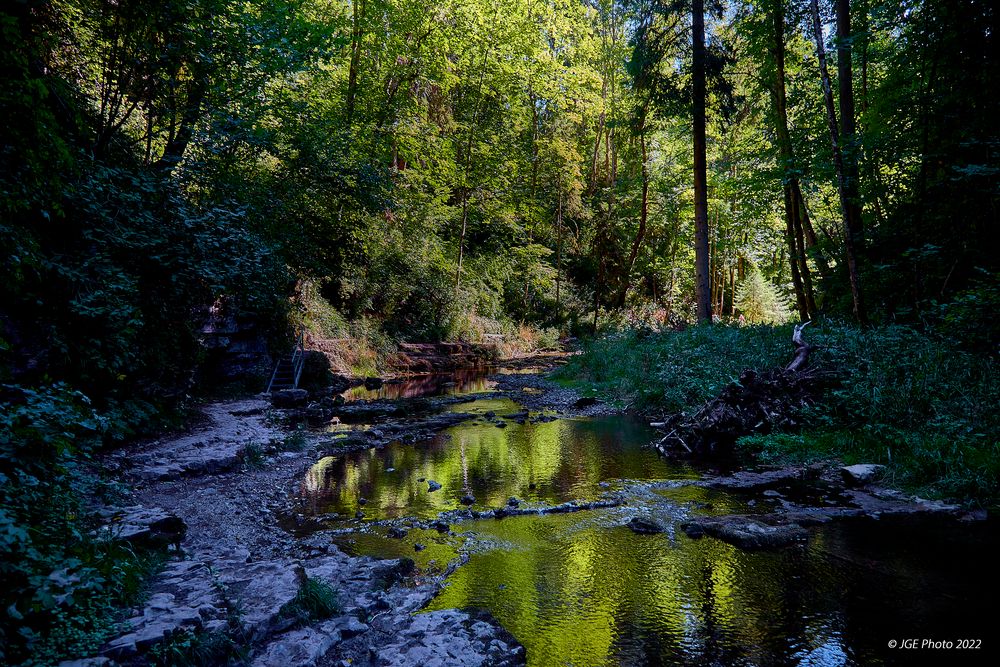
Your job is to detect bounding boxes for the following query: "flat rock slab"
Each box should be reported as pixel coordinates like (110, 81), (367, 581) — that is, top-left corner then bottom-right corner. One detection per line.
(683, 515), (809, 550)
(121, 399), (278, 482)
(102, 553), (349, 660)
(94, 506), (186, 550)
(375, 609), (526, 667)
(251, 623), (342, 667)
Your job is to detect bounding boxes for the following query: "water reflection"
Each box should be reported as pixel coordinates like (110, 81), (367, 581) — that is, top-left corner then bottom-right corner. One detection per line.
(298, 401), (696, 520)
(425, 513), (997, 666)
(298, 401), (998, 666)
(342, 366), (542, 401)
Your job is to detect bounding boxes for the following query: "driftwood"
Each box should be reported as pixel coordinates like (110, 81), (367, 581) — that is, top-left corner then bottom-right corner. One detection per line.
(653, 322), (827, 456)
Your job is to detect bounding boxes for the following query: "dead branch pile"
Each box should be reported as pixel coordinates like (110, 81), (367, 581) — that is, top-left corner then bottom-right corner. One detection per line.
(652, 322), (831, 456)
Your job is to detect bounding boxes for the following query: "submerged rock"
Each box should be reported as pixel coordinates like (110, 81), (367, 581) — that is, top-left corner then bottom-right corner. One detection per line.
(387, 526), (408, 539)
(460, 494), (476, 505)
(627, 517), (665, 534)
(683, 515), (808, 550)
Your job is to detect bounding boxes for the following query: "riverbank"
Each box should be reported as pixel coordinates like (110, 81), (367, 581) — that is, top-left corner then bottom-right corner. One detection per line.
(556, 323), (1000, 506)
(73, 353), (993, 666)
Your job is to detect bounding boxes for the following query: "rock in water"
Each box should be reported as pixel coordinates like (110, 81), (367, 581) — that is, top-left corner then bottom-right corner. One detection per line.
(427, 480), (442, 492)
(460, 494), (475, 506)
(840, 464), (886, 487)
(626, 517), (664, 534)
(683, 515), (808, 550)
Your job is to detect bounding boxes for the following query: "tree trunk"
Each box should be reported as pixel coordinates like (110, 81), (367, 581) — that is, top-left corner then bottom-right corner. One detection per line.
(692, 0), (712, 324)
(770, 0), (811, 319)
(617, 121), (649, 307)
(556, 179), (563, 317)
(345, 0), (366, 125)
(455, 23), (496, 289)
(836, 0), (867, 323)
(155, 73), (207, 171)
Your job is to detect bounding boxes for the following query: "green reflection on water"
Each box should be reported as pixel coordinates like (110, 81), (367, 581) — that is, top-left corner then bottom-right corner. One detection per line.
(299, 400), (696, 520)
(427, 512), (848, 666)
(301, 405), (998, 666)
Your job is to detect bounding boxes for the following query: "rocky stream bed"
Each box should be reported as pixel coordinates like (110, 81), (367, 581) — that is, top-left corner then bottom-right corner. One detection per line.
(70, 359), (995, 667)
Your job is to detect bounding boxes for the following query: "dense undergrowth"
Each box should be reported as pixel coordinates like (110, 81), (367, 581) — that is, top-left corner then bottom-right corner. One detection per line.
(0, 385), (167, 665)
(560, 322), (1000, 504)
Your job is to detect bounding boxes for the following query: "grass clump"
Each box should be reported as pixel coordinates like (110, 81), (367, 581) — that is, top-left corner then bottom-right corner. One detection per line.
(279, 575), (341, 626)
(150, 628), (243, 667)
(282, 427), (308, 452)
(240, 442), (266, 469)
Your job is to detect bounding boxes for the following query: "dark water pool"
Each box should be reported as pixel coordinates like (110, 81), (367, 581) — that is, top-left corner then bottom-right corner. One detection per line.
(296, 397), (999, 666)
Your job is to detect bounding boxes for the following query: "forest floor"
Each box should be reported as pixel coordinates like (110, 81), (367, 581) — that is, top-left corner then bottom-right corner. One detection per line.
(83, 354), (982, 667)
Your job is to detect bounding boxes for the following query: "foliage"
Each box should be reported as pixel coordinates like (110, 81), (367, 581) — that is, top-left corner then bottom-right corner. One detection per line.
(557, 324), (792, 409)
(565, 322), (1000, 502)
(735, 270), (790, 325)
(0, 385), (167, 665)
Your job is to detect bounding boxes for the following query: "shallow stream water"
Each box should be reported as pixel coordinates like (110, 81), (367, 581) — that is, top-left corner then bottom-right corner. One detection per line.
(296, 374), (998, 666)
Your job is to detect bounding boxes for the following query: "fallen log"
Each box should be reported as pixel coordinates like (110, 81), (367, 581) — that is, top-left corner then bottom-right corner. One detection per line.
(652, 322), (830, 456)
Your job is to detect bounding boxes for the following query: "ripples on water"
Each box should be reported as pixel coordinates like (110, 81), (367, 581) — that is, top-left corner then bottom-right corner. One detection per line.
(298, 389), (998, 666)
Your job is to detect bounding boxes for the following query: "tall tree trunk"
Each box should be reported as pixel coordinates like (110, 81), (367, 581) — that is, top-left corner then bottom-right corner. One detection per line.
(770, 0), (811, 319)
(692, 0), (712, 324)
(784, 189), (808, 319)
(617, 121), (649, 307)
(155, 73), (207, 171)
(836, 0), (867, 323)
(589, 79), (608, 195)
(455, 22), (496, 290)
(729, 265), (736, 316)
(556, 178), (563, 317)
(345, 0), (365, 125)
(810, 0), (867, 323)
(792, 187), (819, 317)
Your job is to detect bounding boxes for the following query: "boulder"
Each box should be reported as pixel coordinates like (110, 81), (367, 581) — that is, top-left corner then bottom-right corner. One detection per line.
(271, 389), (309, 408)
(427, 480), (442, 492)
(99, 507), (187, 551)
(840, 464), (886, 487)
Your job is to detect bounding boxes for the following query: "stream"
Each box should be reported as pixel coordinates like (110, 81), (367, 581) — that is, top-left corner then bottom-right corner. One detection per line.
(294, 371), (997, 666)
